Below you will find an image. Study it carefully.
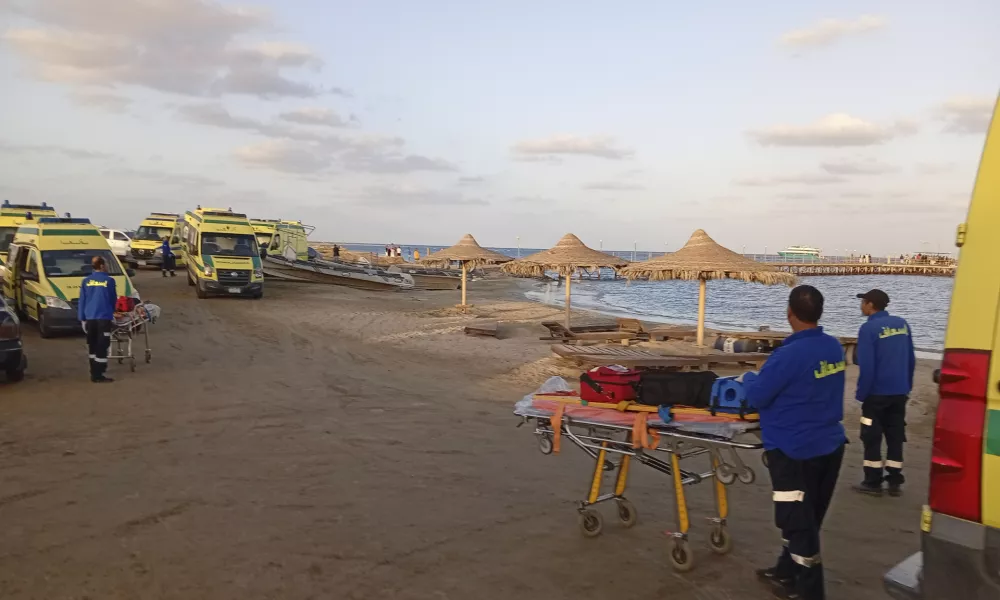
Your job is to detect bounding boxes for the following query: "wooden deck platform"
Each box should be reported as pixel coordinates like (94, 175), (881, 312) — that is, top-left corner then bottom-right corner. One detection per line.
(773, 263), (954, 277)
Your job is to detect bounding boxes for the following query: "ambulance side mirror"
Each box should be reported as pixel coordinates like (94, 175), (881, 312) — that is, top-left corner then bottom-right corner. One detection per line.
(259, 248), (267, 258)
(933, 369), (940, 384)
(126, 268), (137, 277)
(171, 236), (180, 244)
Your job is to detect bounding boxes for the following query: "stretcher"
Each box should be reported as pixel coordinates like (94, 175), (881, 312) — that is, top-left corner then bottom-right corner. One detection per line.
(109, 303), (160, 372)
(515, 389), (762, 572)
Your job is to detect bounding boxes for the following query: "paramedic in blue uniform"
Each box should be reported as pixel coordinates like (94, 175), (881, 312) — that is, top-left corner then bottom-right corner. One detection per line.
(854, 289), (915, 497)
(160, 236), (176, 277)
(742, 285), (846, 600)
(78, 256), (117, 383)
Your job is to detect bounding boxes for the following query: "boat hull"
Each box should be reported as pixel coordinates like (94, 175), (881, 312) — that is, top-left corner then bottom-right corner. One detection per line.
(386, 266), (460, 290)
(263, 257), (414, 291)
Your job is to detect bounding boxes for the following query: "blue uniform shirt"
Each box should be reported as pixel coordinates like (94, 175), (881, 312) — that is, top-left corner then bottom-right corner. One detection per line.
(78, 271), (117, 321)
(856, 311), (915, 401)
(743, 327), (847, 460)
(161, 239), (173, 258)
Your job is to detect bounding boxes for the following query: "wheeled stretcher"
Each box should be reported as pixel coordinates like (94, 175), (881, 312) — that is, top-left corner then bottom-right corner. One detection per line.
(109, 303), (159, 372)
(515, 391), (762, 572)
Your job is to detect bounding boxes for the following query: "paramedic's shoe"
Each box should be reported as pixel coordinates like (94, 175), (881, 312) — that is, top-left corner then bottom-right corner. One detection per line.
(170, 271), (176, 277)
(757, 567), (793, 587)
(92, 376), (115, 384)
(770, 584), (802, 600)
(853, 482), (883, 497)
(162, 272), (167, 277)
(887, 484), (903, 497)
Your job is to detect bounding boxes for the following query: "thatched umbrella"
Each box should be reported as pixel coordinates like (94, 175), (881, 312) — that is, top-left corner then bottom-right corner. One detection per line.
(619, 229), (796, 346)
(421, 234), (512, 307)
(501, 234), (626, 327)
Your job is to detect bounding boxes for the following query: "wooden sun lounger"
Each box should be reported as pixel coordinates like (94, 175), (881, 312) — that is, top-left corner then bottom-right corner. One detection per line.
(550, 344), (769, 370)
(465, 321), (499, 338)
(540, 320), (650, 343)
(649, 326), (702, 342)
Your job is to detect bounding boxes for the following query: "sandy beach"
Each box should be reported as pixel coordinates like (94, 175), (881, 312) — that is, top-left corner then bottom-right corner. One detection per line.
(0, 272), (939, 599)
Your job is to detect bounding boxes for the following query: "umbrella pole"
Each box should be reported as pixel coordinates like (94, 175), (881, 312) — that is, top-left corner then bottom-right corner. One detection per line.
(565, 271), (572, 328)
(461, 262), (468, 307)
(697, 278), (706, 346)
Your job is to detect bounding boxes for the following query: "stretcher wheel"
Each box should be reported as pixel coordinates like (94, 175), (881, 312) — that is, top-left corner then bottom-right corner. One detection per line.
(738, 467), (756, 485)
(669, 539), (694, 572)
(145, 349), (152, 363)
(709, 527), (732, 555)
(603, 460), (615, 472)
(716, 464), (737, 485)
(537, 435), (553, 455)
(578, 509), (604, 538)
(616, 499), (637, 528)
(130, 357), (136, 373)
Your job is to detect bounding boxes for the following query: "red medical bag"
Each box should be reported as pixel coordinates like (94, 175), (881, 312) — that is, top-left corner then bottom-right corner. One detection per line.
(579, 366), (641, 403)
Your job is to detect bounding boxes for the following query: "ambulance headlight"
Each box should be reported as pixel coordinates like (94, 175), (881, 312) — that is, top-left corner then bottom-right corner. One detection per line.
(154, 248), (163, 256)
(204, 266), (215, 277)
(45, 296), (72, 310)
(253, 267), (263, 279)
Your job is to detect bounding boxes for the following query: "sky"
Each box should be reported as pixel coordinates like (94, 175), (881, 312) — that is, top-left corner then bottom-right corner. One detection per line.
(0, 0), (997, 255)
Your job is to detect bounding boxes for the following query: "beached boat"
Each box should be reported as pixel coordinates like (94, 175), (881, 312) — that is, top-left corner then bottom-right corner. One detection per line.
(387, 265), (460, 290)
(263, 254), (415, 291)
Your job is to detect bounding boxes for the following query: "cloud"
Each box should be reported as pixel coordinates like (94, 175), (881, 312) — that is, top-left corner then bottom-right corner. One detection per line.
(1, 0), (332, 99)
(0, 140), (118, 160)
(840, 191), (872, 199)
(70, 91), (131, 112)
(934, 96), (994, 135)
(511, 134), (634, 160)
(780, 15), (887, 48)
(233, 140), (333, 174)
(820, 157), (899, 175)
(278, 107), (348, 127)
(511, 195), (555, 205)
(512, 154), (563, 165)
(458, 176), (485, 185)
(341, 151), (457, 174)
(582, 181), (646, 191)
(778, 192), (818, 200)
(107, 166), (223, 187)
(914, 162), (958, 175)
(748, 114), (916, 147)
(358, 185), (488, 207)
(733, 173), (847, 186)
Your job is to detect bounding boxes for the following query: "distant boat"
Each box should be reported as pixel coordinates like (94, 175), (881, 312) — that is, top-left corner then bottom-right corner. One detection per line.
(778, 245), (822, 260)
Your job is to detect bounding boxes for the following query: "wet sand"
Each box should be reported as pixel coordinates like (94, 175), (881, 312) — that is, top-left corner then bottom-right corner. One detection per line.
(0, 272), (937, 599)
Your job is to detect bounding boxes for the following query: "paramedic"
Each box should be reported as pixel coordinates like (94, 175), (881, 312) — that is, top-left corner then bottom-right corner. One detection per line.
(854, 289), (915, 497)
(78, 256), (117, 383)
(161, 237), (176, 277)
(742, 285), (846, 600)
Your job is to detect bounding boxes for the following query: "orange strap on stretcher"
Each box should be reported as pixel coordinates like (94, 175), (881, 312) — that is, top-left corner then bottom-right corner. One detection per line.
(551, 404), (565, 454)
(630, 413), (660, 450)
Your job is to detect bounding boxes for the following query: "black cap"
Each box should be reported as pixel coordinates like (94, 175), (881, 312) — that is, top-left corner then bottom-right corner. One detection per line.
(857, 289), (890, 310)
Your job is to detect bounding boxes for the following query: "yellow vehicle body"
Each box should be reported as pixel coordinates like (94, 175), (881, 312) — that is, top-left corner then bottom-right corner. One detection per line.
(269, 220), (311, 261)
(0, 201), (58, 264)
(250, 218), (279, 249)
(884, 95), (1000, 598)
(0, 217), (138, 338)
(181, 207), (263, 299)
(129, 212), (186, 268)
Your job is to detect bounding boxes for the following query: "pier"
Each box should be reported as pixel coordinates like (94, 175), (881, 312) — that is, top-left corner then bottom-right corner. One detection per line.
(771, 263), (955, 277)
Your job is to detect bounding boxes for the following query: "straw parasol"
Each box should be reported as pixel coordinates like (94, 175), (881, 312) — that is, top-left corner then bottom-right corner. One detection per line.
(501, 233), (627, 327)
(420, 234), (512, 307)
(619, 229), (796, 346)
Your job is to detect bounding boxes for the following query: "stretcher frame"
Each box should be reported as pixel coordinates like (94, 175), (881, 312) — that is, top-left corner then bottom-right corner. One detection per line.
(109, 309), (153, 372)
(517, 410), (762, 572)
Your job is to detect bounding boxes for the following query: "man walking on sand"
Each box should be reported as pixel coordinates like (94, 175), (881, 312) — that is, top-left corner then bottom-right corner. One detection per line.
(742, 285), (846, 600)
(854, 289), (915, 497)
(79, 256), (118, 383)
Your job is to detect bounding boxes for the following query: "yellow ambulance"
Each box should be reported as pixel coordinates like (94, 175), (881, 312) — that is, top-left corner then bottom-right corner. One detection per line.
(181, 207), (263, 299)
(884, 96), (1000, 598)
(1, 217), (138, 338)
(129, 212), (185, 269)
(250, 218), (280, 249)
(0, 200), (57, 264)
(268, 220), (311, 261)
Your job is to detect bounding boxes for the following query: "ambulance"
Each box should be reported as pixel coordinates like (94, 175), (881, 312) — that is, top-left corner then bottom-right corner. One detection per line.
(1, 217), (138, 338)
(269, 220), (311, 260)
(0, 200), (57, 264)
(181, 207), (263, 299)
(250, 218), (280, 249)
(884, 96), (1000, 598)
(129, 212), (185, 268)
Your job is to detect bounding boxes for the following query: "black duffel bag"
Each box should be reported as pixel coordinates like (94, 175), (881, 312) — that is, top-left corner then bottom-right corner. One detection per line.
(636, 371), (718, 408)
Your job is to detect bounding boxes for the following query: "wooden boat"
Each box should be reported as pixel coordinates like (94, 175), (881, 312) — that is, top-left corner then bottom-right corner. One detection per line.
(263, 255), (414, 291)
(387, 265), (460, 290)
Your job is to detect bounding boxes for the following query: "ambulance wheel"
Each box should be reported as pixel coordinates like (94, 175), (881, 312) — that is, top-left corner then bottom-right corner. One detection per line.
(537, 434), (553, 455)
(578, 509), (603, 538)
(617, 499), (637, 528)
(38, 313), (54, 339)
(196, 283), (207, 299)
(709, 526), (732, 555)
(187, 272), (195, 286)
(669, 539), (694, 572)
(738, 467), (756, 485)
(716, 464), (736, 485)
